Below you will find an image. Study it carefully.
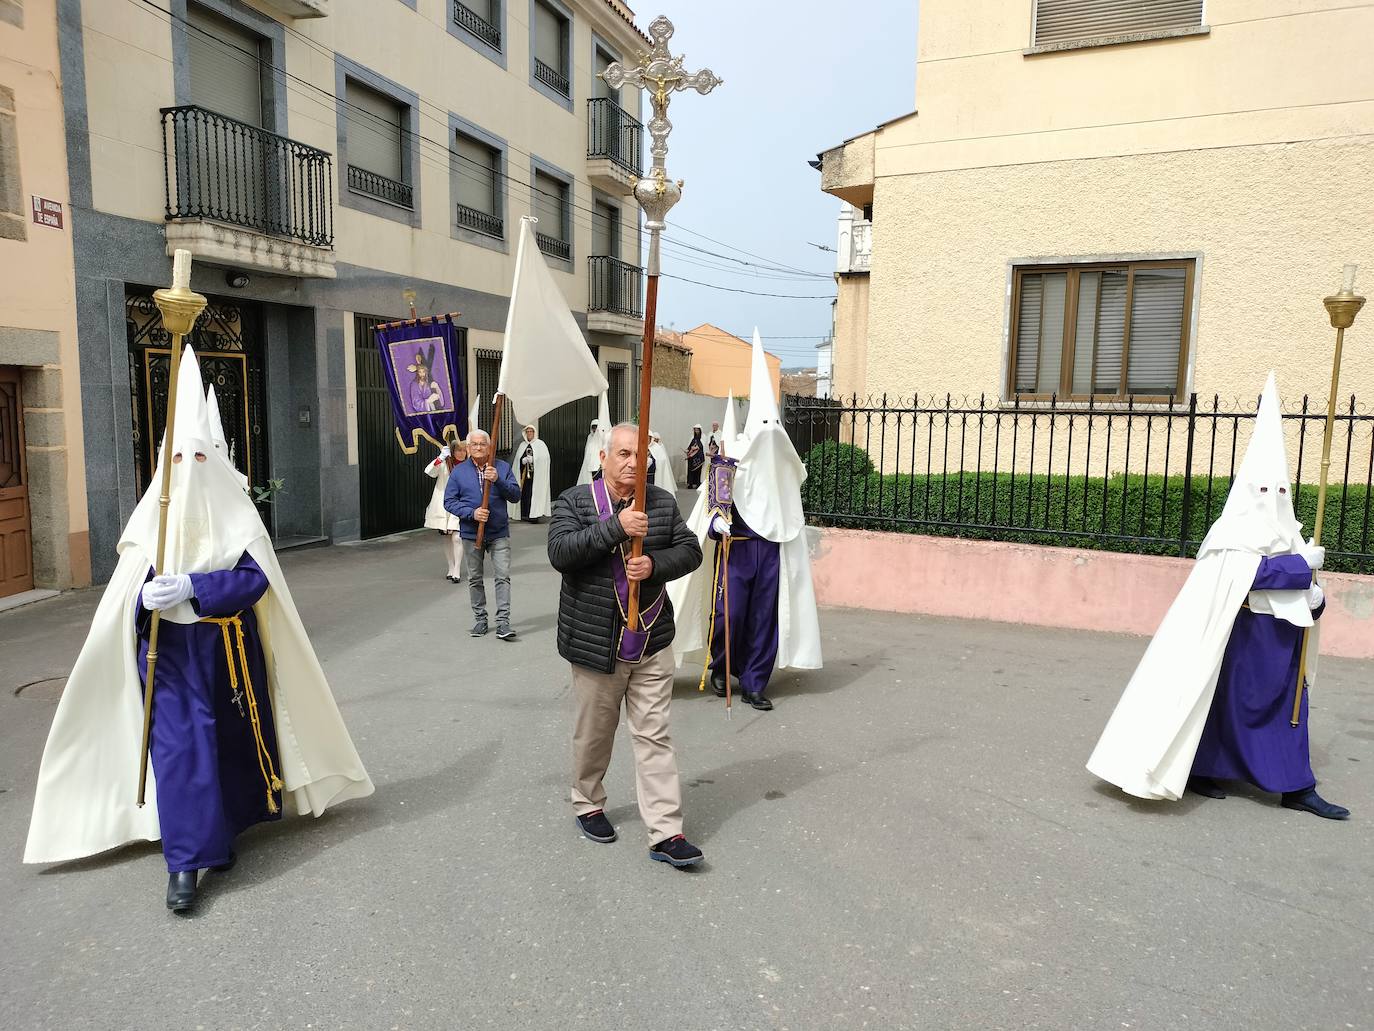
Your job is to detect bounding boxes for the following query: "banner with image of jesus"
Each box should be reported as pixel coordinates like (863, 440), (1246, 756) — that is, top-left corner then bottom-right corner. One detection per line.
(373, 315), (468, 453)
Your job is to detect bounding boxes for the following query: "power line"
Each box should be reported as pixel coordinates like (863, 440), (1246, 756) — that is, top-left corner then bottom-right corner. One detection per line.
(657, 273), (835, 299)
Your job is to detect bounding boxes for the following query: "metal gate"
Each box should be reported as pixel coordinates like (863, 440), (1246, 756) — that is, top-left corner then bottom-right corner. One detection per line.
(356, 314), (468, 538)
(474, 349), (519, 460)
(0, 367), (34, 597)
(126, 289), (270, 525)
(539, 394), (598, 497)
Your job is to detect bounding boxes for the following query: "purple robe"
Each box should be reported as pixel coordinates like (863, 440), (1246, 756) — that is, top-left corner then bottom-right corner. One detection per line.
(136, 552), (282, 872)
(709, 508), (782, 694)
(1191, 553), (1323, 794)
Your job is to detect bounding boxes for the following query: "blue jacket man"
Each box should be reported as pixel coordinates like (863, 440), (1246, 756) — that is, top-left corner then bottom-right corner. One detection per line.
(444, 430), (521, 639)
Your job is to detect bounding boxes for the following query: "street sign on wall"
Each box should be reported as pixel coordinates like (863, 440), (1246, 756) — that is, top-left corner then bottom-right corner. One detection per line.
(30, 196), (62, 229)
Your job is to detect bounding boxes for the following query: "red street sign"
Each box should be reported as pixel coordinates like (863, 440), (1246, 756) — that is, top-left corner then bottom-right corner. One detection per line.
(31, 196), (63, 229)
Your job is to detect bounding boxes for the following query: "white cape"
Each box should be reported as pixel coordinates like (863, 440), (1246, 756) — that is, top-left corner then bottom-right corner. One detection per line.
(424, 453), (460, 531)
(649, 440), (677, 494)
(1086, 371), (1316, 801)
(509, 437), (552, 520)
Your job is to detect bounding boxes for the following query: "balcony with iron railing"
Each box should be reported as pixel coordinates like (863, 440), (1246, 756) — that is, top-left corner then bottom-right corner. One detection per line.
(454, 0), (501, 50)
(534, 57), (571, 98)
(161, 105), (335, 277)
(456, 203), (503, 239)
(587, 255), (645, 336)
(346, 164), (413, 209)
(536, 231), (571, 262)
(586, 97), (643, 199)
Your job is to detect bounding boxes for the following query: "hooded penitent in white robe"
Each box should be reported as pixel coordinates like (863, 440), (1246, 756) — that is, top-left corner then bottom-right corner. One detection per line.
(424, 446), (462, 532)
(576, 393), (612, 486)
(668, 331), (823, 674)
(206, 384), (250, 491)
(509, 428), (553, 520)
(648, 432), (677, 494)
(25, 346), (374, 865)
(1086, 372), (1315, 801)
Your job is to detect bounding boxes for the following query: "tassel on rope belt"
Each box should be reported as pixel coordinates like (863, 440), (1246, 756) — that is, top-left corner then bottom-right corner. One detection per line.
(202, 613), (284, 814)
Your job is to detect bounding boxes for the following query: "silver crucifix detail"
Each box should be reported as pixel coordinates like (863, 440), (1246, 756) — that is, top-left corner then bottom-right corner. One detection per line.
(602, 15), (722, 256)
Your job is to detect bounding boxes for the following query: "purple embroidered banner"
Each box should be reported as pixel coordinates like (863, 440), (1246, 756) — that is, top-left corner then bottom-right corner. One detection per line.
(373, 315), (468, 453)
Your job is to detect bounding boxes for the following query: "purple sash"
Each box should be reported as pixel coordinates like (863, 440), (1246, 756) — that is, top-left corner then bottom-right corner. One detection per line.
(591, 478), (665, 663)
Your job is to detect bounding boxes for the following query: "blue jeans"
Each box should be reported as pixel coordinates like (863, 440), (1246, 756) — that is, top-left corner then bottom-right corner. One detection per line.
(466, 537), (512, 627)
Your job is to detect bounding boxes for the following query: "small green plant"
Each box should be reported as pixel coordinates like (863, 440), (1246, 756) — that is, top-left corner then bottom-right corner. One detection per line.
(252, 477), (287, 505)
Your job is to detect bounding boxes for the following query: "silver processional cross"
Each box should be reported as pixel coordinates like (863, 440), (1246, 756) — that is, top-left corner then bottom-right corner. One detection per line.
(602, 14), (722, 274)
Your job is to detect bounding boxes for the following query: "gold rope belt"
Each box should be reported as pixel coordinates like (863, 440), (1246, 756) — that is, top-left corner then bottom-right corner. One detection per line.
(201, 613), (284, 814)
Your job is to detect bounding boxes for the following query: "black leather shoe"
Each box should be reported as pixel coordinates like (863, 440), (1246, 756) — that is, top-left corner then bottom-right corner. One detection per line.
(650, 835), (703, 867)
(166, 870), (198, 912)
(210, 851), (237, 873)
(1281, 788), (1350, 820)
(710, 673), (728, 698)
(1187, 776), (1227, 799)
(741, 692), (774, 712)
(576, 810), (617, 843)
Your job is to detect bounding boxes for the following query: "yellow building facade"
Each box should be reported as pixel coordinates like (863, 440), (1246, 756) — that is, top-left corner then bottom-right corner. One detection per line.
(0, 0), (89, 598)
(819, 0), (1374, 411)
(681, 323), (782, 401)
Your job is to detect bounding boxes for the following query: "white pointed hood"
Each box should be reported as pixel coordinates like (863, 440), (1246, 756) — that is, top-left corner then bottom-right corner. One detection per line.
(597, 390), (611, 432)
(720, 389), (738, 457)
(1198, 372), (1305, 559)
(733, 330), (806, 541)
(469, 393), (482, 434)
(120, 346), (265, 581)
(206, 384), (250, 491)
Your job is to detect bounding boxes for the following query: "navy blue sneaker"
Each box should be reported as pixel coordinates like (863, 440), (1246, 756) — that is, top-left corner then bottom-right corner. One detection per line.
(577, 810), (616, 843)
(649, 835), (703, 867)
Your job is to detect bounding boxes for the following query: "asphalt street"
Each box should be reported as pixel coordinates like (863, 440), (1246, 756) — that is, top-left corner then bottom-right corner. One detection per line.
(1, 521), (1370, 1030)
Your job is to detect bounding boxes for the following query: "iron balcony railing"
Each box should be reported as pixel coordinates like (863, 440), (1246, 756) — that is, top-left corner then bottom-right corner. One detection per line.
(161, 105), (333, 248)
(534, 57), (571, 97)
(783, 391), (1374, 575)
(456, 203), (503, 238)
(454, 1), (501, 50)
(588, 256), (644, 318)
(587, 97), (644, 175)
(346, 165), (413, 209)
(536, 231), (571, 262)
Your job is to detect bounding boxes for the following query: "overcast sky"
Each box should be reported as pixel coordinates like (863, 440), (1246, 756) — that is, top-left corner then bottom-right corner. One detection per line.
(638, 1), (919, 369)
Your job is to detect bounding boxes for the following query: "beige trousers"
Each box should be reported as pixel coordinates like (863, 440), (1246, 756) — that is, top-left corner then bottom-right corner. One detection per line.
(570, 647), (684, 844)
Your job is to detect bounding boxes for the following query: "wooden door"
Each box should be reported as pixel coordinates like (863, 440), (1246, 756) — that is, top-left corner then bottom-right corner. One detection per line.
(0, 367), (34, 597)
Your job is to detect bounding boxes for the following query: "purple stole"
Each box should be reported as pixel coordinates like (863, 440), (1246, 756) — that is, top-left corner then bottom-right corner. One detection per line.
(591, 478), (665, 663)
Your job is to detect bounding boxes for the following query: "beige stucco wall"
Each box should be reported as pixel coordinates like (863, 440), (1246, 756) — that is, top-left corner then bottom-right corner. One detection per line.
(80, 0), (646, 312)
(0, 0), (90, 588)
(831, 273), (868, 401)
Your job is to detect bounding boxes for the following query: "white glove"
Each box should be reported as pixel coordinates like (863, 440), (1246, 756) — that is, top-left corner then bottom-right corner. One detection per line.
(438, 446), (451, 461)
(1307, 582), (1325, 610)
(141, 573), (195, 611)
(710, 514), (732, 538)
(1299, 539), (1325, 571)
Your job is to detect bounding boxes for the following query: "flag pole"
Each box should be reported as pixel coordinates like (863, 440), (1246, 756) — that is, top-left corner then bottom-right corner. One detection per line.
(137, 250), (208, 806)
(605, 15), (722, 631)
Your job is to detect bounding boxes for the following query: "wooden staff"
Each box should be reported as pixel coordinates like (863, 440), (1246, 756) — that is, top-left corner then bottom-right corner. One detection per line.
(1291, 272), (1365, 725)
(137, 251), (208, 806)
(625, 275), (659, 631)
(473, 392), (506, 550)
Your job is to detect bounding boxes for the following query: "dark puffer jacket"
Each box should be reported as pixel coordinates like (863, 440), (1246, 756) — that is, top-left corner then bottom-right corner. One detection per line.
(548, 482), (702, 674)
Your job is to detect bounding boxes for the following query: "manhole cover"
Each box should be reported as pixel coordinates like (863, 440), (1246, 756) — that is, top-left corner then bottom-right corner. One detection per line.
(14, 677), (67, 702)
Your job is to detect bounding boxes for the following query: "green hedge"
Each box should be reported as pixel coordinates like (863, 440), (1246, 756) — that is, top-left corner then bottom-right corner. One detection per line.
(802, 442), (1374, 575)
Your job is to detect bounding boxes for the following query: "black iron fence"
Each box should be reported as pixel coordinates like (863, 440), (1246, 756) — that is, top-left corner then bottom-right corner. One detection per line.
(162, 106), (333, 248)
(588, 255), (644, 318)
(783, 393), (1374, 574)
(456, 202), (503, 239)
(587, 97), (644, 175)
(537, 231), (571, 262)
(346, 164), (413, 209)
(454, 0), (501, 50)
(534, 57), (570, 97)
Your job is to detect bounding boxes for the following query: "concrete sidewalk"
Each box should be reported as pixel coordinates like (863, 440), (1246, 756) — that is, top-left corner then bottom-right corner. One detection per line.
(1, 523), (1370, 1030)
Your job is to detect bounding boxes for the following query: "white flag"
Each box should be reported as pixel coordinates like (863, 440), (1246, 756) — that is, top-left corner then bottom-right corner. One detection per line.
(496, 218), (609, 425)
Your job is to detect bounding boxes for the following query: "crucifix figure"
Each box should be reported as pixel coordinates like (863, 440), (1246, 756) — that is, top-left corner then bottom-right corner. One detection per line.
(598, 14), (721, 637)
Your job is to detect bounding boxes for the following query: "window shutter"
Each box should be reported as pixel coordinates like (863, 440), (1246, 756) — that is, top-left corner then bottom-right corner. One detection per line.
(1071, 271), (1099, 396)
(1033, 0), (1203, 47)
(1014, 275), (1043, 394)
(534, 171), (566, 240)
(534, 2), (565, 71)
(188, 5), (263, 126)
(455, 134), (497, 214)
(1092, 270), (1128, 394)
(346, 80), (403, 181)
(1037, 273), (1067, 395)
(1126, 267), (1187, 395)
(592, 201), (619, 257)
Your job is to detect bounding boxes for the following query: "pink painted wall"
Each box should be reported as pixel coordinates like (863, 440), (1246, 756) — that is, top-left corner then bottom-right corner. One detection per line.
(809, 529), (1374, 660)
